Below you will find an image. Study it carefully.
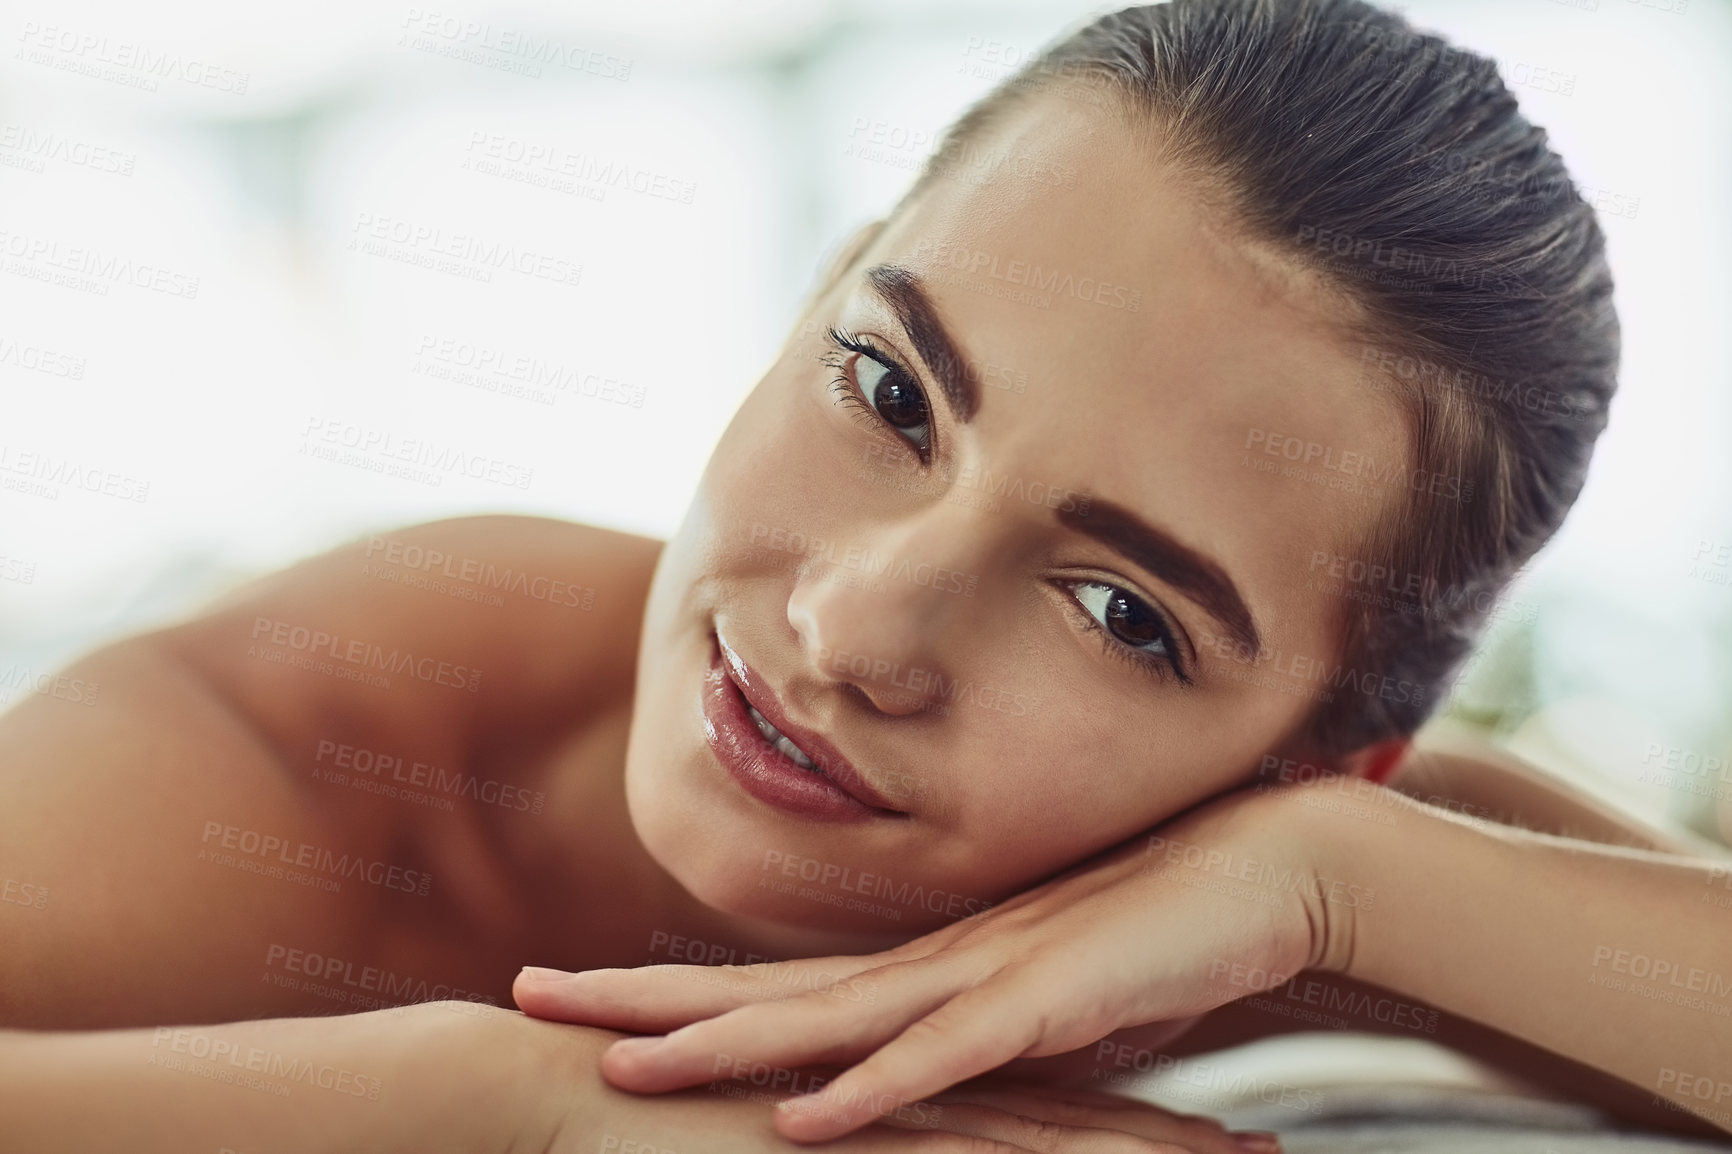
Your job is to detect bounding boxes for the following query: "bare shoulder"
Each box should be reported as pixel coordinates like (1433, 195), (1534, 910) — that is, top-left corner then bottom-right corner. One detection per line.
(0, 515), (660, 1027)
(162, 513), (664, 762)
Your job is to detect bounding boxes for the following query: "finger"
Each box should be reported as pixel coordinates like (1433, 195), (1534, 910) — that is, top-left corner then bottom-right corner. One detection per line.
(771, 976), (1055, 1143)
(854, 1128), (1037, 1154)
(513, 955), (887, 1032)
(600, 957), (965, 1092)
(947, 1081), (1205, 1123)
(880, 1102), (1199, 1153)
(514, 913), (985, 1029)
(928, 1087), (1270, 1154)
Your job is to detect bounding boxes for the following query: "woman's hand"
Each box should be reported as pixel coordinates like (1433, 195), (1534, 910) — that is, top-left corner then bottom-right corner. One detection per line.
(504, 1000), (1278, 1153)
(548, 1068), (1278, 1153)
(516, 783), (1335, 1145)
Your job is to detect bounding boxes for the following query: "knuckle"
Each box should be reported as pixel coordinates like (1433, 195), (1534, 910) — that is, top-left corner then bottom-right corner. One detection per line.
(901, 1013), (955, 1045)
(882, 1015), (972, 1070)
(1017, 1114), (1074, 1148)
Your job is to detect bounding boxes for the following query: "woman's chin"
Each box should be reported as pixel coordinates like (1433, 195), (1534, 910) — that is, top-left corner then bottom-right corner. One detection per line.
(632, 812), (892, 930)
(624, 782), (935, 938)
(693, 880), (949, 943)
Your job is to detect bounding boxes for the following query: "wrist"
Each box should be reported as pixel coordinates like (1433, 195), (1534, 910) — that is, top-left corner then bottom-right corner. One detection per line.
(390, 1003), (547, 1144)
(1286, 775), (1515, 988)
(1258, 774), (1404, 977)
(396, 1001), (632, 1150)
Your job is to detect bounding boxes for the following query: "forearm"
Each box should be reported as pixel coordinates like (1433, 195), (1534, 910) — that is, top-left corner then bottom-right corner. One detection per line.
(1149, 971), (1726, 1136)
(0, 1004), (539, 1154)
(1322, 789), (1732, 1133)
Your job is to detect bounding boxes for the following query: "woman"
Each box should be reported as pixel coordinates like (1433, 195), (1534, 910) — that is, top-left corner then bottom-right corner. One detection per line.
(2, 0), (1726, 1150)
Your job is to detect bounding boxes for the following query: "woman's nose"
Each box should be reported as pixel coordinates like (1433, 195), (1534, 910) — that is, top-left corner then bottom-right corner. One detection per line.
(783, 522), (984, 717)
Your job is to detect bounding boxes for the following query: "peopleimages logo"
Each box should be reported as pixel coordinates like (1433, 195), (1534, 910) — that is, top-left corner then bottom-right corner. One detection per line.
(149, 1027), (380, 1099)
(199, 820), (432, 897)
(1206, 959), (1441, 1035)
(1090, 1045), (1324, 1114)
(1143, 832), (1376, 910)
(364, 535), (595, 609)
(747, 523), (979, 597)
(1196, 628), (1426, 708)
(249, 616), (482, 693)
(411, 334), (645, 409)
(1357, 344), (1591, 424)
(0, 664), (99, 707)
(861, 443), (1092, 515)
(463, 132), (693, 204)
(398, 8), (633, 80)
(1245, 427), (1471, 502)
(0, 332), (86, 378)
(0, 441), (149, 502)
(0, 123), (135, 176)
(910, 238), (1141, 312)
(313, 738), (545, 815)
(760, 850), (994, 919)
(13, 21), (250, 93)
(1590, 945), (1732, 999)
(346, 212), (582, 288)
(0, 227), (200, 298)
(299, 417), (534, 490)
(263, 943), (498, 1009)
(1294, 223), (1529, 297)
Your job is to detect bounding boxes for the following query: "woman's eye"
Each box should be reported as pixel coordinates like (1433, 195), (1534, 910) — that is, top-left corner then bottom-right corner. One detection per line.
(857, 356), (931, 441)
(1067, 580), (1192, 685)
(824, 326), (932, 457)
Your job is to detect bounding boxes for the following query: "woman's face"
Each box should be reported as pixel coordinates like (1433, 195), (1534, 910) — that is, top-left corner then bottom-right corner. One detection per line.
(625, 87), (1407, 935)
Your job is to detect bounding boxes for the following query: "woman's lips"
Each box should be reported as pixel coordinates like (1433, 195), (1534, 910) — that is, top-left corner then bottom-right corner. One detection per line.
(701, 632), (908, 822)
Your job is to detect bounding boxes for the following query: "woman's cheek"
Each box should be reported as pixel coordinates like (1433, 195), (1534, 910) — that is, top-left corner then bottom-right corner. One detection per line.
(700, 379), (809, 515)
(689, 376), (848, 583)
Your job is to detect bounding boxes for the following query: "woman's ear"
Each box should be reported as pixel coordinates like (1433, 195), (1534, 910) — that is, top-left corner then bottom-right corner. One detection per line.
(1336, 737), (1412, 786)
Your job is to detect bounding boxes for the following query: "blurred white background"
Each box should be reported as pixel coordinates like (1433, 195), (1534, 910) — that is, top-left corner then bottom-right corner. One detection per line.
(2, 0), (1729, 841)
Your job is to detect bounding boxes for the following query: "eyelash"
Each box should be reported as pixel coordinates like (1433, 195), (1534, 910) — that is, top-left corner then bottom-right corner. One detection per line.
(820, 324), (933, 462)
(1060, 580), (1195, 687)
(817, 325), (1192, 690)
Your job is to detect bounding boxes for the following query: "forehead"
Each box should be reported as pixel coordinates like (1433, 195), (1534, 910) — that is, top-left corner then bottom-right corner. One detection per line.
(852, 86), (1410, 647)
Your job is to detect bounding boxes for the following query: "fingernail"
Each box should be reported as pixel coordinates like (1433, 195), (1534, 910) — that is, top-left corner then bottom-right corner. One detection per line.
(1232, 1131), (1282, 1154)
(518, 966), (576, 982)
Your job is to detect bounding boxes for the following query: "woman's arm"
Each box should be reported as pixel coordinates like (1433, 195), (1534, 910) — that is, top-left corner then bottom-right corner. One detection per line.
(1388, 717), (1715, 856)
(1003, 724), (1732, 1134)
(0, 1002), (549, 1154)
(1314, 783), (1732, 1134)
(1081, 726), (1725, 1130)
(0, 1001), (1266, 1153)
(527, 775), (1732, 1143)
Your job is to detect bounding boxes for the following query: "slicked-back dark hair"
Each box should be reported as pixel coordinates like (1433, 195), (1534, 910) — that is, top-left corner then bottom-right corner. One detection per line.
(889, 0), (1618, 758)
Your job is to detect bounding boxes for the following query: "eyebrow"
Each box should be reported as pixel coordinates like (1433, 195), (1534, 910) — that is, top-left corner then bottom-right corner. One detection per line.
(863, 264), (980, 422)
(862, 261), (1261, 660)
(1057, 500), (1263, 660)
